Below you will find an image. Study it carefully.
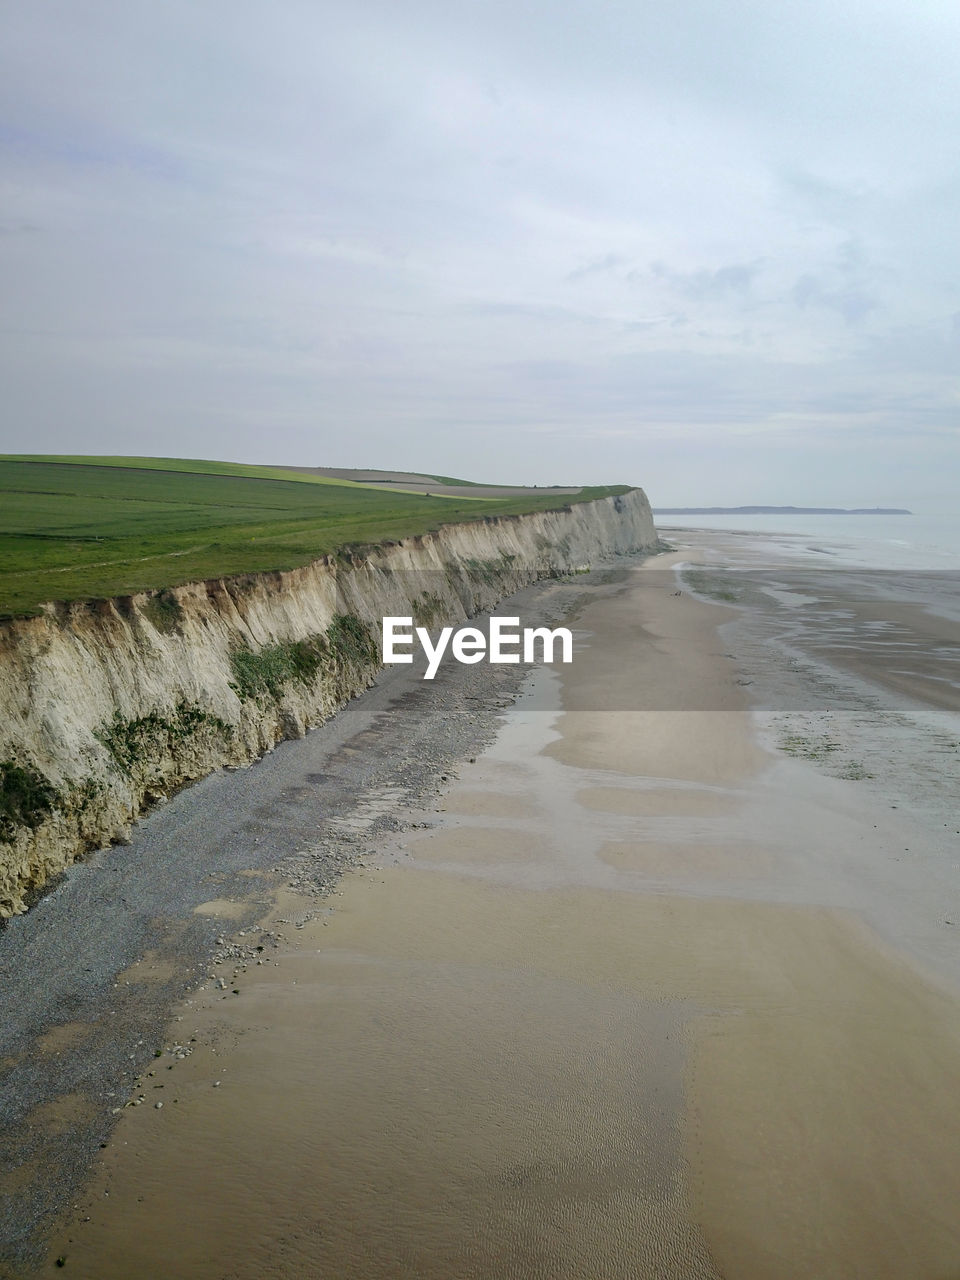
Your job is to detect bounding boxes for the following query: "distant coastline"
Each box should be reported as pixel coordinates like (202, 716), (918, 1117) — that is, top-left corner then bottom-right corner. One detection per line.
(653, 505), (912, 515)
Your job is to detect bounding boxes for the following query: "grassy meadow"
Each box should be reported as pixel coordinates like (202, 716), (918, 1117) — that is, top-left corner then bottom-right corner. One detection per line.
(0, 457), (628, 618)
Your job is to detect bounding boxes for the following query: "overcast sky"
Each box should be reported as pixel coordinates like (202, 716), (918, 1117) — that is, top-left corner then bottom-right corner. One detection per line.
(1, 0), (957, 504)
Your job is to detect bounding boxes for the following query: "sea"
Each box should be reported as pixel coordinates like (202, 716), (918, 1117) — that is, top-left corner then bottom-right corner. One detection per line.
(655, 511), (960, 572)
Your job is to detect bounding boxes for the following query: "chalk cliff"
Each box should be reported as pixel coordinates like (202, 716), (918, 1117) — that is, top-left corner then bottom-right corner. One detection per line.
(0, 489), (656, 915)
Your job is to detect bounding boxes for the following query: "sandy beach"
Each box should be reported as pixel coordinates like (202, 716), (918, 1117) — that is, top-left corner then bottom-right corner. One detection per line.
(4, 531), (960, 1278)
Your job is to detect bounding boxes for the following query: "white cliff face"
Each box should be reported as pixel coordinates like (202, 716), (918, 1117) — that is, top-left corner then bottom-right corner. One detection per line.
(0, 490), (657, 914)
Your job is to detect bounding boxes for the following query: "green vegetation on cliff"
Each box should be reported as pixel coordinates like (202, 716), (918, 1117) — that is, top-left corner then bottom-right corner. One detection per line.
(0, 761), (57, 839)
(96, 702), (234, 776)
(229, 615), (379, 703)
(0, 457), (629, 618)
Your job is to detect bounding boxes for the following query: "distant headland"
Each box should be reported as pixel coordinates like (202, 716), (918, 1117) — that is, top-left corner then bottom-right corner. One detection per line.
(653, 505), (912, 515)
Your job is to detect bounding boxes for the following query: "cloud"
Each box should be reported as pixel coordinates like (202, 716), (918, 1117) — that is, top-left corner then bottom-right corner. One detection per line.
(792, 273), (878, 324)
(643, 259), (764, 300)
(0, 0), (958, 504)
(567, 252), (628, 281)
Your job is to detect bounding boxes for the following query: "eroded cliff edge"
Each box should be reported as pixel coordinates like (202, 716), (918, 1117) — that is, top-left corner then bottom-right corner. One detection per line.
(0, 489), (656, 915)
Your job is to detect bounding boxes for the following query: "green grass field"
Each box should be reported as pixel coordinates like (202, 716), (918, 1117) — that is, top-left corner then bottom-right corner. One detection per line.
(0, 457), (628, 618)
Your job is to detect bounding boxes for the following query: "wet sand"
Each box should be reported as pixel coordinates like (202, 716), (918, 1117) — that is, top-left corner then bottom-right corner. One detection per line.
(42, 547), (960, 1279)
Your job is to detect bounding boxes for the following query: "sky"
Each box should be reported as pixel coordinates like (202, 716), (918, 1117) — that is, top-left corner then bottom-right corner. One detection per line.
(1, 0), (958, 506)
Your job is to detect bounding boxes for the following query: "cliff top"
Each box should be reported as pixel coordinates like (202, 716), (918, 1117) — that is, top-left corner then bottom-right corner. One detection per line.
(0, 456), (632, 618)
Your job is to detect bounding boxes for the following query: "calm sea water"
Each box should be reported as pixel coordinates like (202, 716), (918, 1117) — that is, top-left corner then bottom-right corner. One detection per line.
(656, 512), (960, 571)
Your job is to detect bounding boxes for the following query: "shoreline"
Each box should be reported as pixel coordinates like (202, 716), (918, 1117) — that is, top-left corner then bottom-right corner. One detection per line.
(4, 527), (960, 1276)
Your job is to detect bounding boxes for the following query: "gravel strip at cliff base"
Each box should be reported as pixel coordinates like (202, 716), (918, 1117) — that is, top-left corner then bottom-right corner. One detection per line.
(0, 561), (640, 1273)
